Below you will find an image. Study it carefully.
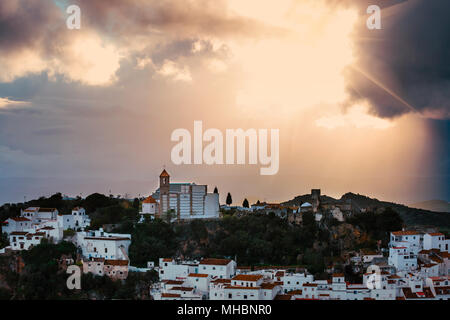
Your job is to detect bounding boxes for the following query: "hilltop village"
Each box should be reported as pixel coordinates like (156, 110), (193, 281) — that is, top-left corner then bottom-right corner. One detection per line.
(0, 170), (449, 300)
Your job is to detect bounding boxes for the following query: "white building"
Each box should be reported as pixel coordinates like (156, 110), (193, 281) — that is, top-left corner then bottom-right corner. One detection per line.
(142, 170), (220, 221)
(75, 228), (131, 260)
(2, 217), (32, 235)
(58, 207), (90, 230)
(9, 231), (46, 250)
(424, 233), (449, 252)
(20, 207), (59, 224)
(389, 231), (422, 255)
(158, 258), (199, 281)
(198, 258), (236, 279)
(185, 273), (211, 298)
(139, 196), (157, 222)
(388, 246), (418, 272)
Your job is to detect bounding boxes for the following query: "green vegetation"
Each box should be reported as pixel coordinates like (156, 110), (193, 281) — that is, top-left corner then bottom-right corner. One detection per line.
(0, 232), (8, 248)
(0, 241), (158, 300)
(127, 208), (401, 277)
(226, 192), (232, 205)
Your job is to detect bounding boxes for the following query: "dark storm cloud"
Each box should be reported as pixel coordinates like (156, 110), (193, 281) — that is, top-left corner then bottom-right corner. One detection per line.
(71, 0), (286, 39)
(328, 0), (450, 119)
(0, 0), (65, 56)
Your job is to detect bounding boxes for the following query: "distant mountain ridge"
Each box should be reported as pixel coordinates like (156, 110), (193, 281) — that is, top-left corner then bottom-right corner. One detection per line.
(409, 200), (450, 213)
(282, 192), (450, 229)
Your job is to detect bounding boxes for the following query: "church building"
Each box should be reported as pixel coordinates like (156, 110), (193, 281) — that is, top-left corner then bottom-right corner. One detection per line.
(139, 170), (220, 222)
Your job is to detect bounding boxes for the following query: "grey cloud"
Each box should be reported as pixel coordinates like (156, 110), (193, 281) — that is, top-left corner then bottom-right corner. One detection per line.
(0, 0), (66, 56)
(72, 0), (287, 39)
(327, 0), (450, 119)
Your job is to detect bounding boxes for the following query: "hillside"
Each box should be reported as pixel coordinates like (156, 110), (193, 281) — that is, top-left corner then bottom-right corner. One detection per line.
(409, 200), (450, 213)
(283, 192), (450, 230)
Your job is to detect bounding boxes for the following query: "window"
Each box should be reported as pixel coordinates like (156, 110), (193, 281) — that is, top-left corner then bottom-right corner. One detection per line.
(244, 295), (248, 299)
(228, 293), (232, 299)
(105, 248), (108, 253)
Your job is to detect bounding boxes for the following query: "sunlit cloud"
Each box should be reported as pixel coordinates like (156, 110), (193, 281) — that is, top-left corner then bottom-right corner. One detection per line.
(156, 60), (192, 82)
(55, 31), (123, 86)
(0, 97), (29, 109)
(227, 0), (358, 116)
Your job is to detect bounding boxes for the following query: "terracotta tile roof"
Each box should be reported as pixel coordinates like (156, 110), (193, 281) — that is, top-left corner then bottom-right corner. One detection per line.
(161, 293), (180, 298)
(162, 258), (173, 262)
(402, 287), (435, 299)
(261, 283), (278, 289)
(332, 273), (344, 277)
(211, 279), (231, 284)
(9, 217), (31, 222)
(232, 274), (263, 282)
(428, 232), (444, 236)
(303, 283), (318, 287)
(170, 286), (194, 291)
(392, 231), (419, 236)
(27, 232), (45, 237)
(274, 294), (292, 300)
(92, 257), (105, 262)
(10, 231), (28, 235)
(200, 258), (231, 266)
(165, 280), (184, 285)
(288, 290), (303, 295)
(188, 273), (208, 278)
(143, 196), (157, 204)
(105, 259), (129, 266)
(160, 169), (170, 177)
(430, 256), (443, 264)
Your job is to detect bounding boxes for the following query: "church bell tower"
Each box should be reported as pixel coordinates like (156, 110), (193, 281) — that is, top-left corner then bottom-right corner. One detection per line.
(159, 169), (170, 216)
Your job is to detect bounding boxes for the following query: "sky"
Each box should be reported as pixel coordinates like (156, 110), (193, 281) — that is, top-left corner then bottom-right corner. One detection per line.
(0, 0), (449, 206)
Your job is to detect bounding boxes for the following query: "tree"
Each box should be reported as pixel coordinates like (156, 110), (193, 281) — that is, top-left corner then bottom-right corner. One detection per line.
(226, 193), (232, 205)
(242, 198), (249, 208)
(213, 187), (218, 194)
(165, 209), (175, 224)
